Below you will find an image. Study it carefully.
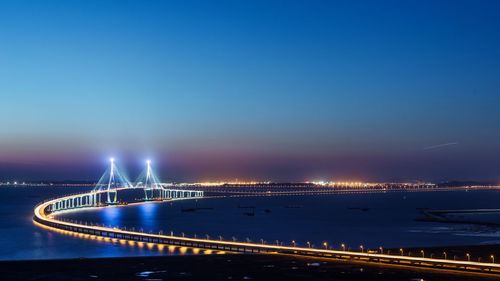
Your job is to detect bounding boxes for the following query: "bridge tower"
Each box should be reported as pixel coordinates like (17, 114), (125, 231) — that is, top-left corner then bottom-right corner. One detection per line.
(135, 160), (163, 200)
(92, 158), (133, 204)
(106, 158), (117, 203)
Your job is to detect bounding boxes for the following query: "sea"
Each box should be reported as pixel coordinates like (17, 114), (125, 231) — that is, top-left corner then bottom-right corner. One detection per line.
(2, 186), (500, 260)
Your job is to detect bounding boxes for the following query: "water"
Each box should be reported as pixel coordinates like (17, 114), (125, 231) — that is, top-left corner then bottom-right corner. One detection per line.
(2, 186), (500, 260)
(0, 186), (181, 260)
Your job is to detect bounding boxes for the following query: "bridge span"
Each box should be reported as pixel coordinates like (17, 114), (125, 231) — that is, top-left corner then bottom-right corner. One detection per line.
(33, 188), (500, 276)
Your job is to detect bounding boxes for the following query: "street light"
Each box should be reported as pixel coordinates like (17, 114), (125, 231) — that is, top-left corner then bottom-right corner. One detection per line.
(323, 242), (328, 249)
(400, 248), (404, 256)
(307, 241), (311, 248)
(360, 245), (364, 253)
(379, 246), (383, 254)
(421, 250), (425, 258)
(341, 243), (346, 251)
(443, 252), (447, 260)
(466, 253), (470, 261)
(491, 255), (495, 264)
(292, 240), (296, 247)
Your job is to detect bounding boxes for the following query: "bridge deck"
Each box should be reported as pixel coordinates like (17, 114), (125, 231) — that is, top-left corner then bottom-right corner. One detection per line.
(33, 189), (500, 276)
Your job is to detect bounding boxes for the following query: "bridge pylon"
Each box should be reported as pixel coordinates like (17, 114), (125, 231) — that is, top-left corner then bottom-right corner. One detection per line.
(135, 160), (163, 200)
(92, 158), (133, 204)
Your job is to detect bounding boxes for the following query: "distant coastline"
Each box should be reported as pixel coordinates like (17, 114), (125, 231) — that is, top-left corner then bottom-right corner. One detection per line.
(0, 180), (498, 190)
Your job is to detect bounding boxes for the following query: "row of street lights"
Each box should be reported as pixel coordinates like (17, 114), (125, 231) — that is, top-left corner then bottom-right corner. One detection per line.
(58, 219), (497, 264)
(294, 238), (496, 264)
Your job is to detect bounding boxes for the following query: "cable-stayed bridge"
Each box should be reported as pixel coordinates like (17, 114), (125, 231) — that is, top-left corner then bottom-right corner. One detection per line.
(32, 160), (500, 277)
(50, 158), (203, 212)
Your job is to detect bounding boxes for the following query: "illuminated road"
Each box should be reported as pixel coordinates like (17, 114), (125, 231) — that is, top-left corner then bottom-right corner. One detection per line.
(34, 189), (500, 276)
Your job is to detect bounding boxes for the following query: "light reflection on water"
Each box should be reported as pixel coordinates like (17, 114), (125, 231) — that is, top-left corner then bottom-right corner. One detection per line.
(3, 187), (500, 260)
(102, 206), (121, 226)
(137, 202), (158, 231)
(0, 187), (224, 260)
(36, 218), (220, 256)
(59, 189), (500, 251)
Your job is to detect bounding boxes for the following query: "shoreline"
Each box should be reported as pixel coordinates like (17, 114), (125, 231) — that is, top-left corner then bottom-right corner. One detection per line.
(1, 253), (500, 281)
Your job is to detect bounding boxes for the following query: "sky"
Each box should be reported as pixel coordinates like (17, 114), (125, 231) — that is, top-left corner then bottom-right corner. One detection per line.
(0, 0), (499, 182)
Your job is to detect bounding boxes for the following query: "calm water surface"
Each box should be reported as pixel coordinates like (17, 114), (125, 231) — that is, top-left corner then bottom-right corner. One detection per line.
(2, 186), (500, 260)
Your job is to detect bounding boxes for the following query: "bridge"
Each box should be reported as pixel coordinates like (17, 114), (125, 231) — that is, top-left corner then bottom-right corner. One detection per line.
(33, 160), (500, 276)
(49, 159), (203, 212)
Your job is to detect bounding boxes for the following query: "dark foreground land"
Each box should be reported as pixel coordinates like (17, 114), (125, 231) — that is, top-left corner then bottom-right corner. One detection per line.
(1, 253), (500, 281)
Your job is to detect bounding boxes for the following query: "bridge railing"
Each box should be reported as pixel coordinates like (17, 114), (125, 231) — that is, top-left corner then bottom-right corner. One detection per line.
(33, 188), (500, 276)
(45, 188), (204, 213)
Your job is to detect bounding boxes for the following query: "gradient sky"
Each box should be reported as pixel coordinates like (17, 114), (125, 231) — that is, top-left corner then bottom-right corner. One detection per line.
(1, 0), (499, 182)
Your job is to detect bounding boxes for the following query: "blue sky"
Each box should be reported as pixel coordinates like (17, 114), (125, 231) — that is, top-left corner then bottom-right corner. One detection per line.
(0, 0), (499, 182)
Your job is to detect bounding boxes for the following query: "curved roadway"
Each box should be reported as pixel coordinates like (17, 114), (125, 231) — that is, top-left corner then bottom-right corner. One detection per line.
(34, 189), (500, 276)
